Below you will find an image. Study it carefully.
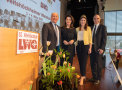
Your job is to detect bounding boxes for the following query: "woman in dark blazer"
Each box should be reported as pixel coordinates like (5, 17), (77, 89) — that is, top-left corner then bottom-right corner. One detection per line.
(61, 15), (77, 66)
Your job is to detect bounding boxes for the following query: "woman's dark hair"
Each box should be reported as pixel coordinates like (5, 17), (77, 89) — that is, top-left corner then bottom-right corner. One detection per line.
(79, 15), (88, 31)
(64, 15), (74, 28)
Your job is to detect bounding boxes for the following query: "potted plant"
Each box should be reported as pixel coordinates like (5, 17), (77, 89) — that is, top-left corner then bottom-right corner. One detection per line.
(38, 42), (80, 90)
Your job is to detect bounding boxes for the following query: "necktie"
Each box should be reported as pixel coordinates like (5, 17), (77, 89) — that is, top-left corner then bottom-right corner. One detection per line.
(93, 25), (96, 43)
(54, 24), (58, 38)
(54, 24), (60, 47)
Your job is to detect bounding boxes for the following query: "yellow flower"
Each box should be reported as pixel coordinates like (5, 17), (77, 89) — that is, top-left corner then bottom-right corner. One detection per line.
(63, 54), (65, 58)
(72, 67), (75, 70)
(51, 65), (56, 69)
(76, 75), (80, 79)
(47, 41), (51, 46)
(49, 52), (53, 56)
(47, 72), (50, 76)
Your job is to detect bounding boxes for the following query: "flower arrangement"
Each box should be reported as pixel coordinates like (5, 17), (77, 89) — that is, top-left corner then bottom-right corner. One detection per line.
(39, 41), (80, 90)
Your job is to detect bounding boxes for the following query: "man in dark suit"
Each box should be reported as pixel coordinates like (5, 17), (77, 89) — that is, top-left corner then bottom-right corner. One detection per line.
(90, 14), (107, 84)
(42, 12), (61, 63)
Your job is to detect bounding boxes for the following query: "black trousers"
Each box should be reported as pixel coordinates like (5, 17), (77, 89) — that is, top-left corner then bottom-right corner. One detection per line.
(90, 45), (103, 80)
(76, 41), (89, 76)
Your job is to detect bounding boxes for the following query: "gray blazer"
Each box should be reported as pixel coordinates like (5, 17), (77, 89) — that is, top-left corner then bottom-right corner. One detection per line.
(42, 22), (61, 53)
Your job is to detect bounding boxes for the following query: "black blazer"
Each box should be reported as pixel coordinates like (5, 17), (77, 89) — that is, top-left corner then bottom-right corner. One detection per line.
(42, 22), (61, 53)
(91, 24), (107, 51)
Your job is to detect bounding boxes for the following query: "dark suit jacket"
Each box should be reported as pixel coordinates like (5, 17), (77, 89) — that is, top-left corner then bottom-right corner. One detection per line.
(42, 22), (61, 53)
(91, 24), (107, 52)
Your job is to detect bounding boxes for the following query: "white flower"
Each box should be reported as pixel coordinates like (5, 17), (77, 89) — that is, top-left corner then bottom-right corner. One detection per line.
(63, 61), (67, 65)
(48, 50), (53, 56)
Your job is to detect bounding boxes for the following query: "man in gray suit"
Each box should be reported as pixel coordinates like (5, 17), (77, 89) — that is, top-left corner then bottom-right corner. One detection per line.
(42, 12), (61, 63)
(90, 14), (107, 84)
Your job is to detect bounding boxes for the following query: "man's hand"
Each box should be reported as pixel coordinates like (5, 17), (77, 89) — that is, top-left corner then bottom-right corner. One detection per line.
(98, 49), (104, 54)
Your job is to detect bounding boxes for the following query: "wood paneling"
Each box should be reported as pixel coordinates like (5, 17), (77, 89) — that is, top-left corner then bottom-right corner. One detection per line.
(0, 27), (39, 90)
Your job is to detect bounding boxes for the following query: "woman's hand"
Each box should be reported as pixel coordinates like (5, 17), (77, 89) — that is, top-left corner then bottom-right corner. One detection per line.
(69, 40), (74, 45)
(88, 48), (91, 54)
(63, 40), (69, 45)
(88, 44), (92, 54)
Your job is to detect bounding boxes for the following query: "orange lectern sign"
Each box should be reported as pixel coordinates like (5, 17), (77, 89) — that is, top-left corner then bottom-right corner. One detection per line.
(0, 27), (39, 90)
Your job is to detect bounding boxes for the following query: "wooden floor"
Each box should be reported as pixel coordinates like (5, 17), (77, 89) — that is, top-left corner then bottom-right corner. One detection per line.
(72, 55), (122, 90)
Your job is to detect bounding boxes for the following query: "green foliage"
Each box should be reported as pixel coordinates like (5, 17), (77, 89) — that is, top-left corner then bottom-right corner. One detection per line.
(40, 48), (79, 89)
(29, 84), (32, 90)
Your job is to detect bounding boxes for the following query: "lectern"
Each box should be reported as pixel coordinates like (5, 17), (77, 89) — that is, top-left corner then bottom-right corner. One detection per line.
(0, 27), (39, 90)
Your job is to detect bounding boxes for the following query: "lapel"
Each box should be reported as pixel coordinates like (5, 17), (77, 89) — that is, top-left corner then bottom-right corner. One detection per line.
(49, 22), (55, 32)
(91, 26), (94, 31)
(57, 25), (61, 36)
(49, 22), (61, 43)
(95, 24), (101, 35)
(49, 22), (57, 37)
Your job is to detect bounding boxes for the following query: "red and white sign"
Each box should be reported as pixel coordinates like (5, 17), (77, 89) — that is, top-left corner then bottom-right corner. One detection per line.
(17, 31), (38, 54)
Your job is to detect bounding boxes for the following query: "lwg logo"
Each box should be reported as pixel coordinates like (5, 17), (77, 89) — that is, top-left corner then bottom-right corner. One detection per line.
(17, 31), (38, 54)
(18, 39), (37, 50)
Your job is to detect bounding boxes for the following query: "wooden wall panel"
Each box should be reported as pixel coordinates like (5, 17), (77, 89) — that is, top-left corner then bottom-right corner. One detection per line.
(0, 27), (39, 90)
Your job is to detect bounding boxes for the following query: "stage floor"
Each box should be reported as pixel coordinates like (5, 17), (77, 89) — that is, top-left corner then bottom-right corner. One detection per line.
(72, 55), (122, 90)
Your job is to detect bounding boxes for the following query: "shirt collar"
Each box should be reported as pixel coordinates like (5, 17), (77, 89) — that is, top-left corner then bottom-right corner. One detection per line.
(94, 24), (99, 27)
(51, 22), (57, 28)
